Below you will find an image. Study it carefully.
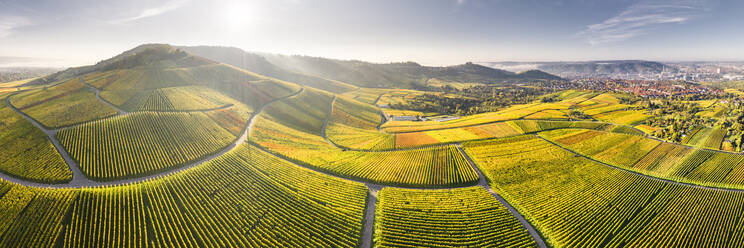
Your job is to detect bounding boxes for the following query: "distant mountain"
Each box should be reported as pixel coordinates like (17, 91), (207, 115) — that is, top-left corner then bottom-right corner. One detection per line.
(483, 60), (677, 79)
(180, 46), (561, 89)
(179, 46), (357, 93)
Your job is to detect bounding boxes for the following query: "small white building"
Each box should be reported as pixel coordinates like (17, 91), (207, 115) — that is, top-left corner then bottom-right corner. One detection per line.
(391, 116), (418, 121)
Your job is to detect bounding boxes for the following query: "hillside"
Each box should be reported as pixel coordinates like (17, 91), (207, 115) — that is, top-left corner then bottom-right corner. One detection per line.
(262, 55), (561, 88)
(179, 46), (358, 93)
(180, 46), (561, 89)
(4, 43), (300, 182)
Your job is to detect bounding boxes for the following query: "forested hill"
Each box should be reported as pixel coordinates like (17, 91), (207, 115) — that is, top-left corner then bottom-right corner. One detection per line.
(179, 46), (357, 93)
(26, 44), (215, 86)
(180, 46), (562, 89)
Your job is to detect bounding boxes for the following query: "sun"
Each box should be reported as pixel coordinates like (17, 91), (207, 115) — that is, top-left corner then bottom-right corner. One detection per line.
(220, 1), (255, 30)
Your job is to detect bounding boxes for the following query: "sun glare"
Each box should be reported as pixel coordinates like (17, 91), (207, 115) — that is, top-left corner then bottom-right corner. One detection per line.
(220, 1), (255, 30)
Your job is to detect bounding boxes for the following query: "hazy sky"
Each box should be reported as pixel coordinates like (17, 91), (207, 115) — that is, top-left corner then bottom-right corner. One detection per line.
(0, 0), (742, 67)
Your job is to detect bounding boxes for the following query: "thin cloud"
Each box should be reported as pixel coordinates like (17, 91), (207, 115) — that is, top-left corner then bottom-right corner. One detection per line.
(111, 0), (189, 24)
(578, 0), (711, 45)
(0, 15), (30, 38)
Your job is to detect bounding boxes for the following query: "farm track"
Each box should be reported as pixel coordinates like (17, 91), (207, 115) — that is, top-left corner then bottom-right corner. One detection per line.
(0, 87), (305, 188)
(456, 144), (547, 248)
(82, 78), (128, 115)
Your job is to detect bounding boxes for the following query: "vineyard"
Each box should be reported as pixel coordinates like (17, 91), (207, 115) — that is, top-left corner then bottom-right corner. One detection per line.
(260, 88), (332, 135)
(591, 109), (651, 125)
(539, 128), (744, 189)
(56, 111), (236, 180)
(523, 109), (568, 119)
(393, 120), (609, 148)
(0, 143), (367, 247)
(3, 43), (744, 247)
(84, 63), (301, 111)
(339, 88), (389, 105)
(251, 101), (479, 187)
(326, 96), (394, 150)
(684, 127), (726, 150)
(375, 187), (536, 247)
(463, 135), (744, 247)
(10, 79), (118, 128)
(100, 85), (234, 112)
(0, 95), (71, 183)
(540, 129), (660, 167)
(379, 91), (609, 133)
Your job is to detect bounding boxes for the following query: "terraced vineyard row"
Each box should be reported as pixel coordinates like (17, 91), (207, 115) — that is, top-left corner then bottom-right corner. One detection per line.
(0, 94), (70, 183)
(57, 111), (236, 180)
(463, 135), (744, 247)
(0, 143), (367, 247)
(541, 128), (744, 189)
(540, 129), (660, 167)
(394, 120), (607, 148)
(100, 86), (234, 112)
(683, 127), (726, 150)
(376, 187), (536, 247)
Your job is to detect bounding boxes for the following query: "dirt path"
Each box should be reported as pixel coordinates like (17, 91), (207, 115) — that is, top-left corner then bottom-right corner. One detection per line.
(81, 78), (129, 115)
(456, 144), (548, 248)
(361, 183), (381, 248)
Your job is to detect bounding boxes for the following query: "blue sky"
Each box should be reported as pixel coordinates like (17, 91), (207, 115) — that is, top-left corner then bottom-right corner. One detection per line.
(0, 0), (742, 67)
